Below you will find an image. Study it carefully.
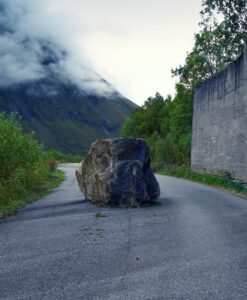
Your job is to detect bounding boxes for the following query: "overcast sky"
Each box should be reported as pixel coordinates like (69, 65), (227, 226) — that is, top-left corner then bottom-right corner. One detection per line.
(73, 0), (203, 104)
(1, 0), (203, 105)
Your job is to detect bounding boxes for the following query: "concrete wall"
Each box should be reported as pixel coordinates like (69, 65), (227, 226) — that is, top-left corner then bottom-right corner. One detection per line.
(191, 48), (247, 181)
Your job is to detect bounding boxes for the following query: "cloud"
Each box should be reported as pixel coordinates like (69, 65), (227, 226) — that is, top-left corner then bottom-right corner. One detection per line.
(0, 0), (115, 96)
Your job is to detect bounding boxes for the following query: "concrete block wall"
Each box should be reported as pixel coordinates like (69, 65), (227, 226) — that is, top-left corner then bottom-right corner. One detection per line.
(191, 48), (247, 181)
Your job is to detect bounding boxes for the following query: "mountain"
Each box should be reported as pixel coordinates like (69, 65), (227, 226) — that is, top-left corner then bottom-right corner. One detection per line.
(0, 1), (138, 155)
(0, 77), (137, 155)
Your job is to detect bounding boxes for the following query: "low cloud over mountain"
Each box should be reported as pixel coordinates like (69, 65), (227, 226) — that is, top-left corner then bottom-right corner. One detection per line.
(0, 0), (114, 96)
(0, 0), (137, 154)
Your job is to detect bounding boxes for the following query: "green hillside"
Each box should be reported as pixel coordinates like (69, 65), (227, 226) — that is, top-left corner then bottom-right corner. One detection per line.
(0, 78), (137, 155)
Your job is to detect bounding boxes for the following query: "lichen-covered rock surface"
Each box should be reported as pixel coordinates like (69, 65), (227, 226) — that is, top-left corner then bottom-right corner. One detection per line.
(75, 138), (160, 206)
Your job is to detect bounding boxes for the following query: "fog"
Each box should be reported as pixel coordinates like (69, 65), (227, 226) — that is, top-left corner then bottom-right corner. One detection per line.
(0, 0), (115, 96)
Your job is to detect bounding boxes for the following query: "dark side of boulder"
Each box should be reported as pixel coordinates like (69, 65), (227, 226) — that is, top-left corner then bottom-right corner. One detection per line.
(75, 138), (160, 206)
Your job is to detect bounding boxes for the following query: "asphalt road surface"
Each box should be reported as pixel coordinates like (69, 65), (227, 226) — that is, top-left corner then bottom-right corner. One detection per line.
(1, 163), (247, 299)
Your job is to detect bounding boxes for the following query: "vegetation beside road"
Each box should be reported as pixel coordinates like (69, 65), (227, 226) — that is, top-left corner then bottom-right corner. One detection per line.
(121, 0), (247, 191)
(158, 165), (247, 197)
(0, 112), (82, 221)
(121, 0), (247, 168)
(45, 150), (82, 164)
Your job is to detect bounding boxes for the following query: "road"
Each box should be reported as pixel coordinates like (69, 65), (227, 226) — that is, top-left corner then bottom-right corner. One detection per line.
(1, 163), (247, 299)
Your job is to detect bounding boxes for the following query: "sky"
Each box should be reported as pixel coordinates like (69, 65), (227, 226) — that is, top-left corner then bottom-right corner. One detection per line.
(0, 0), (203, 105)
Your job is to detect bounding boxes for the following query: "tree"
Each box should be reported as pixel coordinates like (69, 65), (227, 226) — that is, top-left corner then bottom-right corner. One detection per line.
(173, 0), (247, 89)
(200, 0), (247, 58)
(121, 0), (247, 168)
(121, 89), (192, 166)
(172, 24), (238, 89)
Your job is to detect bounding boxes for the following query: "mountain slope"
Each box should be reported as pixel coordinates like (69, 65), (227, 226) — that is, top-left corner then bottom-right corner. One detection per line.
(0, 1), (137, 154)
(0, 77), (137, 154)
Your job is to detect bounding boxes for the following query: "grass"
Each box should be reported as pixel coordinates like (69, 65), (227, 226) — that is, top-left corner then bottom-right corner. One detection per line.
(158, 164), (247, 197)
(95, 212), (107, 217)
(0, 169), (65, 222)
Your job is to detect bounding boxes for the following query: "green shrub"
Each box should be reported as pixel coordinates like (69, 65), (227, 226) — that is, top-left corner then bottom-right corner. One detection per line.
(0, 112), (54, 205)
(0, 112), (68, 219)
(46, 158), (56, 172)
(45, 150), (83, 163)
(0, 112), (82, 209)
(0, 112), (44, 187)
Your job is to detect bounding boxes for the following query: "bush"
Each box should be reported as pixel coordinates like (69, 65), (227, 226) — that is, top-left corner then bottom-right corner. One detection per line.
(46, 158), (56, 172)
(0, 112), (83, 205)
(0, 112), (44, 187)
(0, 112), (54, 206)
(0, 112), (83, 220)
(44, 150), (83, 163)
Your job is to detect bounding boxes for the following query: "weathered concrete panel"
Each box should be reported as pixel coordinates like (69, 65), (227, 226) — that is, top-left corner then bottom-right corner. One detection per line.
(191, 48), (247, 181)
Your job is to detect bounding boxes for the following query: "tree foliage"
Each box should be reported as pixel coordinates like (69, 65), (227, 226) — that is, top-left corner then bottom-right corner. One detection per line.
(121, 0), (246, 169)
(200, 0), (247, 60)
(121, 89), (193, 166)
(173, 0), (247, 89)
(201, 0), (247, 42)
(172, 25), (235, 88)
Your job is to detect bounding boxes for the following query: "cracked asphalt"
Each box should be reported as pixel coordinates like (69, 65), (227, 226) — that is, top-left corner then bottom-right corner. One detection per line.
(1, 163), (247, 299)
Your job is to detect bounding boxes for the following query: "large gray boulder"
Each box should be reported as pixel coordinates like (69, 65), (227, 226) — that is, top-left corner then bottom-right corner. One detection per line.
(75, 138), (160, 206)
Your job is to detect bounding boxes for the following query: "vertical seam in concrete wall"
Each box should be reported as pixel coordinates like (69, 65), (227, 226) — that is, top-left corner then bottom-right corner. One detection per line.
(191, 90), (196, 169)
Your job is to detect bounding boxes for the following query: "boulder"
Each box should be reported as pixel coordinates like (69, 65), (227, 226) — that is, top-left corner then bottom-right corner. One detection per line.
(75, 138), (160, 206)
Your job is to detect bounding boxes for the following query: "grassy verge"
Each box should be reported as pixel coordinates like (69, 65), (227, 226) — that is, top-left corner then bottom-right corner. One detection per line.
(45, 150), (83, 163)
(0, 169), (65, 222)
(0, 112), (81, 223)
(158, 164), (247, 197)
